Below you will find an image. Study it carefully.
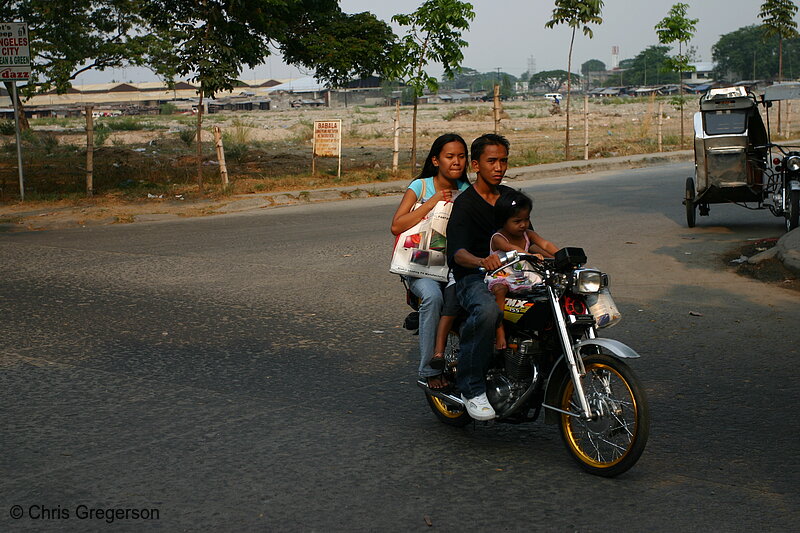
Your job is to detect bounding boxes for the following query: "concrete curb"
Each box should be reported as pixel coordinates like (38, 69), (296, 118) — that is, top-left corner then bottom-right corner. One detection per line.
(218, 149), (695, 208)
(776, 228), (800, 274)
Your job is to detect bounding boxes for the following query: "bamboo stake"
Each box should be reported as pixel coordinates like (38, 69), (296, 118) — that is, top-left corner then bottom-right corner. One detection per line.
(213, 126), (228, 187)
(85, 106), (94, 196)
(196, 92), (204, 190)
(786, 101), (792, 139)
(493, 84), (500, 134)
(392, 100), (400, 174)
(657, 102), (664, 153)
(584, 94), (589, 161)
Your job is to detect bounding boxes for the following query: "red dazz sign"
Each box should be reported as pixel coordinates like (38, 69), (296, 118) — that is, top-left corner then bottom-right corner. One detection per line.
(0, 68), (28, 79)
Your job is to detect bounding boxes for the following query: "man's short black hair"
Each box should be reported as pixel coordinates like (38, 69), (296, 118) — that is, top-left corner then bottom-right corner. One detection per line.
(471, 133), (510, 162)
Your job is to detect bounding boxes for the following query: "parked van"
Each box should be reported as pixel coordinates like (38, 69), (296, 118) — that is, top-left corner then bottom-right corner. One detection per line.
(544, 93), (562, 102)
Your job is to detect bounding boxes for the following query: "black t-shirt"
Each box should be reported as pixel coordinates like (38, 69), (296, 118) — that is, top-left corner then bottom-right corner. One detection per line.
(447, 184), (514, 280)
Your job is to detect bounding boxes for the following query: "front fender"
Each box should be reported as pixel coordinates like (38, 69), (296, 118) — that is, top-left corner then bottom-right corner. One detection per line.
(542, 338), (641, 424)
(574, 338), (641, 359)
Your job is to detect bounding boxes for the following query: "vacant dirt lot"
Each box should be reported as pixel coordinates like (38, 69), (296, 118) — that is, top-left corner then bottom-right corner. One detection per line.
(2, 94), (793, 205)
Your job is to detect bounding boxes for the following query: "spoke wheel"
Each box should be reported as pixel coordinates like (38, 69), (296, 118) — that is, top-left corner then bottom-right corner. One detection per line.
(786, 189), (799, 231)
(425, 393), (471, 427)
(558, 354), (649, 477)
(685, 177), (697, 228)
(424, 332), (470, 427)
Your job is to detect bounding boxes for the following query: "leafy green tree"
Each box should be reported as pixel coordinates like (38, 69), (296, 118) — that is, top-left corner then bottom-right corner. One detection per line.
(481, 73), (516, 100)
(581, 59), (605, 89)
(142, 0), (395, 187)
(440, 68), (517, 94)
(280, 10), (395, 90)
(712, 25), (800, 80)
(528, 70), (578, 92)
(2, 0), (171, 129)
(385, 0), (475, 170)
(655, 2), (698, 148)
(545, 0), (604, 160)
(581, 59), (606, 75)
(759, 0), (799, 82)
(759, 0), (799, 134)
(619, 45), (673, 86)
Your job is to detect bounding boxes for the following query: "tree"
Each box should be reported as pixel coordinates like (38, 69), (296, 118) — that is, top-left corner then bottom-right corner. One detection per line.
(759, 0), (799, 133)
(655, 2), (698, 149)
(280, 10), (395, 90)
(581, 58), (605, 89)
(528, 69), (578, 92)
(712, 25), (800, 80)
(440, 68), (517, 94)
(2, 0), (171, 129)
(545, 0), (604, 160)
(142, 0), (395, 187)
(760, 0), (799, 81)
(615, 45), (673, 86)
(386, 0), (475, 171)
(581, 59), (606, 75)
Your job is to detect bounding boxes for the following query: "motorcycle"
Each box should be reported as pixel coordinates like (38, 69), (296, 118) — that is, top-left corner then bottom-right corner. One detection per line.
(407, 247), (650, 477)
(765, 144), (800, 231)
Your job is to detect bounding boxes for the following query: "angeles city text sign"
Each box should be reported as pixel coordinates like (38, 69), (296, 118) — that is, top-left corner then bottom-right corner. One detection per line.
(0, 22), (30, 80)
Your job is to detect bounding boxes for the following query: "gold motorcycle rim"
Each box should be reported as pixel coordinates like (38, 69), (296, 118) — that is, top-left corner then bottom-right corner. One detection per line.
(431, 395), (465, 418)
(560, 362), (639, 469)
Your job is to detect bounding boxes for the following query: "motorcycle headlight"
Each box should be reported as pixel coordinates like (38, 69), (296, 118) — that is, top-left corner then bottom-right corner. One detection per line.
(786, 155), (800, 172)
(574, 269), (602, 294)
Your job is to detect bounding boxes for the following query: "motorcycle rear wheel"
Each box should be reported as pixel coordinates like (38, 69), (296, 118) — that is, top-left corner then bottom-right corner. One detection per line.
(557, 354), (649, 477)
(425, 393), (471, 427)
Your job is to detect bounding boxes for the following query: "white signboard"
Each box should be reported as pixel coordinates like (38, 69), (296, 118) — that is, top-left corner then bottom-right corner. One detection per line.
(313, 120), (341, 158)
(312, 120), (342, 178)
(0, 22), (30, 81)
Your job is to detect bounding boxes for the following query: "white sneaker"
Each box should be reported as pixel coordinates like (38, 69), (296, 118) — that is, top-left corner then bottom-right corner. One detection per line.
(461, 393), (495, 421)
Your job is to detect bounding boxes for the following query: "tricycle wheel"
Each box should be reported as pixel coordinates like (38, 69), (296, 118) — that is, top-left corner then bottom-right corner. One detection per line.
(685, 177), (697, 228)
(786, 189), (799, 232)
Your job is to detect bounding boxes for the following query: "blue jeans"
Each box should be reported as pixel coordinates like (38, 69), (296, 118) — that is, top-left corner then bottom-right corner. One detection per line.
(455, 274), (502, 398)
(406, 276), (444, 378)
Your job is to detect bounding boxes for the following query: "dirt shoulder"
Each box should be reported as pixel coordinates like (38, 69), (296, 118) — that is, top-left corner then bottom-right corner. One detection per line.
(723, 238), (800, 292)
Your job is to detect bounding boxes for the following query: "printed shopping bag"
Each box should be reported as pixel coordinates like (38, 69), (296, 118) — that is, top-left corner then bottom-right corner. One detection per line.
(390, 193), (458, 282)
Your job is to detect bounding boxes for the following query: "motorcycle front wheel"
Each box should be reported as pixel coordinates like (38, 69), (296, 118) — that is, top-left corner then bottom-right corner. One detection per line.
(786, 188), (799, 231)
(557, 354), (650, 477)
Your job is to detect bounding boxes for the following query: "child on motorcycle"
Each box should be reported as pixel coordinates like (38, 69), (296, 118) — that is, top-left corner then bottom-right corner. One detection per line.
(486, 190), (558, 350)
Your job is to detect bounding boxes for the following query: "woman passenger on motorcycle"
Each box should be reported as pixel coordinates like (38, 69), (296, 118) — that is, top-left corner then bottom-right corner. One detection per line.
(391, 133), (471, 390)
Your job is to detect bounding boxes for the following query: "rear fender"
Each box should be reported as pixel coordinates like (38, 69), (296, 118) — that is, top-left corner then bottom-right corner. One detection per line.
(542, 338), (641, 424)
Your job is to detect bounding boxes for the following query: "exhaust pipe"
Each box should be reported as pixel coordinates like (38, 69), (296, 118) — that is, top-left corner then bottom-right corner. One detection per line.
(416, 379), (464, 406)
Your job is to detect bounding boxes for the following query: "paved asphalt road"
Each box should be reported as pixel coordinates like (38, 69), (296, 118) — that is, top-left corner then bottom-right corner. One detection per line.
(2, 162), (798, 531)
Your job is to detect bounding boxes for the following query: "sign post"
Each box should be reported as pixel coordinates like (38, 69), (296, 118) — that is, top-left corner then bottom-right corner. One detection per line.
(0, 22), (31, 201)
(312, 120), (342, 178)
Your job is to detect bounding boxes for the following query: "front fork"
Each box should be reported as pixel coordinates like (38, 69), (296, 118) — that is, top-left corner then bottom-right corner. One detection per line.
(548, 285), (594, 420)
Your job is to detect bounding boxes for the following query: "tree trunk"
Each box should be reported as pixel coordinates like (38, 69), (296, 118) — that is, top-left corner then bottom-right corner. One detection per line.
(4, 81), (29, 130)
(778, 38), (783, 135)
(196, 89), (204, 190)
(678, 42), (684, 150)
(565, 27), (575, 161)
(411, 95), (418, 173)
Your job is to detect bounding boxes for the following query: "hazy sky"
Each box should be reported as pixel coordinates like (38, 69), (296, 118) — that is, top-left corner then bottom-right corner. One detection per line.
(76, 0), (780, 85)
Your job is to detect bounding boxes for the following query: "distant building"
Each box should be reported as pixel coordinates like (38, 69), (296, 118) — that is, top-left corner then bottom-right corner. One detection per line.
(684, 62), (715, 84)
